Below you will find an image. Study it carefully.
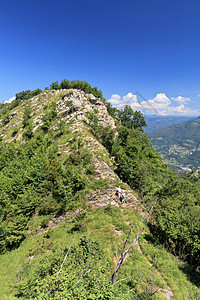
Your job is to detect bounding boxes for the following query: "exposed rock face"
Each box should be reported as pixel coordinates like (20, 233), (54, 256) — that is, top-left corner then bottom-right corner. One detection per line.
(56, 89), (116, 129)
(87, 188), (142, 211)
(0, 89), (116, 141)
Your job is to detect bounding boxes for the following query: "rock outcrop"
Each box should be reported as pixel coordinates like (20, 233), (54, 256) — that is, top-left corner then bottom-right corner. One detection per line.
(0, 89), (116, 141)
(56, 89), (116, 129)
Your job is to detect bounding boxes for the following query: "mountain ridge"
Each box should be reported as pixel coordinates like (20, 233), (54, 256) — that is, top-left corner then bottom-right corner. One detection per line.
(0, 84), (199, 299)
(145, 115), (194, 134)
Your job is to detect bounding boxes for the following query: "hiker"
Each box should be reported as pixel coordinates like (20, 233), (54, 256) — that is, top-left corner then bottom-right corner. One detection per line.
(116, 186), (121, 198)
(120, 192), (125, 204)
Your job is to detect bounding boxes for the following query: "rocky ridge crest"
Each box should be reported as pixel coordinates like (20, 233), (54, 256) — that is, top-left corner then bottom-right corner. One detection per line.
(0, 89), (115, 142)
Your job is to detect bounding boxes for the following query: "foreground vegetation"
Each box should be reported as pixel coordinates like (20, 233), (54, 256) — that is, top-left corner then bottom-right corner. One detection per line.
(0, 80), (199, 299)
(0, 207), (199, 299)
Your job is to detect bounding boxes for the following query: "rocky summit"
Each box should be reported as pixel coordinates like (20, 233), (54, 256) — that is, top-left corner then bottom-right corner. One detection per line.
(0, 89), (115, 142)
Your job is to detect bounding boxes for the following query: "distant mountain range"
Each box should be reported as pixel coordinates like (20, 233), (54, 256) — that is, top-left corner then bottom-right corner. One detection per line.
(145, 115), (194, 134)
(150, 116), (200, 173)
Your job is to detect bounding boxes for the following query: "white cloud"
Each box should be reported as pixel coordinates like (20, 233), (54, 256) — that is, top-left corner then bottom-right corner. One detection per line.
(197, 94), (200, 97)
(171, 96), (191, 103)
(160, 104), (199, 116)
(108, 92), (138, 107)
(129, 93), (171, 114)
(122, 92), (138, 103)
(107, 92), (199, 116)
(130, 102), (142, 110)
(152, 93), (171, 105)
(107, 94), (121, 105)
(4, 96), (15, 104)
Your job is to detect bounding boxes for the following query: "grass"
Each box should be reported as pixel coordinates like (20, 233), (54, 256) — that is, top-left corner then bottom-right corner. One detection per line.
(88, 179), (110, 190)
(140, 234), (200, 299)
(0, 206), (199, 299)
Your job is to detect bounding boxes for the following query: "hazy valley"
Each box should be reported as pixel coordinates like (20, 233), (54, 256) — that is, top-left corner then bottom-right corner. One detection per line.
(150, 117), (200, 173)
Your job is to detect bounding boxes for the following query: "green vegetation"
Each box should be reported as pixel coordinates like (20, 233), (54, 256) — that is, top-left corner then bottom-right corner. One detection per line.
(0, 129), (91, 254)
(50, 79), (104, 100)
(154, 175), (200, 266)
(79, 95), (200, 276)
(16, 89), (43, 102)
(0, 89), (42, 121)
(111, 126), (171, 196)
(23, 104), (32, 128)
(0, 80), (104, 122)
(2, 112), (10, 125)
(0, 208), (199, 299)
(118, 106), (147, 130)
(0, 81), (199, 299)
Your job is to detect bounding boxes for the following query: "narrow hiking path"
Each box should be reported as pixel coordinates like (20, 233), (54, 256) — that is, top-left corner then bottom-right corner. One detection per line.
(58, 121), (174, 299)
(87, 188), (174, 299)
(86, 185), (174, 298)
(87, 187), (141, 209)
(134, 236), (174, 299)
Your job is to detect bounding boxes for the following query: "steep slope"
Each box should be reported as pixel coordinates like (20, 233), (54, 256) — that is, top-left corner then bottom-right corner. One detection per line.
(0, 88), (199, 299)
(0, 88), (144, 240)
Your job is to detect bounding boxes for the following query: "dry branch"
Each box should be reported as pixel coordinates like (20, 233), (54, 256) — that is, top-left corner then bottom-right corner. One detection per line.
(112, 274), (137, 286)
(57, 234), (76, 278)
(110, 206), (153, 284)
(73, 259), (94, 288)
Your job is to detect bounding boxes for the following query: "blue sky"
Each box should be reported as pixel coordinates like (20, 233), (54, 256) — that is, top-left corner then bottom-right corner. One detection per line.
(1, 0), (200, 115)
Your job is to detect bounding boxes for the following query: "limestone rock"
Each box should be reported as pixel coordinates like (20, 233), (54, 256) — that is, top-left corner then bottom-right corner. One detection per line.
(56, 89), (116, 129)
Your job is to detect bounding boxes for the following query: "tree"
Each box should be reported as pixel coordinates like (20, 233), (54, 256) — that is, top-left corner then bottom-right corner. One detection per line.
(50, 81), (61, 90)
(60, 79), (71, 89)
(104, 102), (118, 119)
(23, 105), (32, 127)
(132, 110), (147, 130)
(31, 89), (42, 96)
(3, 112), (10, 125)
(16, 90), (32, 100)
(23, 122), (33, 139)
(118, 106), (146, 130)
(154, 176), (200, 266)
(15, 89), (42, 101)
